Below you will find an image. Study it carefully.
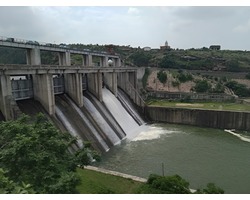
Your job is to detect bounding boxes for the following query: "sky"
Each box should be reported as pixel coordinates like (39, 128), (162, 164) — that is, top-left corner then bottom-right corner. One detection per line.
(1, 4), (250, 50)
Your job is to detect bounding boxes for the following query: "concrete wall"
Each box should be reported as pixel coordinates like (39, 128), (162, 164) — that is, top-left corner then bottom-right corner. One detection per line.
(137, 67), (145, 80)
(32, 74), (55, 115)
(0, 75), (12, 120)
(26, 48), (41, 65)
(58, 51), (71, 66)
(145, 106), (250, 130)
(103, 72), (117, 96)
(64, 73), (83, 107)
(88, 73), (103, 101)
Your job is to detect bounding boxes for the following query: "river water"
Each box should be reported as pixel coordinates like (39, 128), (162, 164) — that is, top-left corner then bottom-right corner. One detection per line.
(95, 123), (250, 194)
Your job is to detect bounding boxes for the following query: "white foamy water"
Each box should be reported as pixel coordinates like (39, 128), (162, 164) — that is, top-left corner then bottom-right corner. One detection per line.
(65, 95), (110, 152)
(55, 106), (84, 148)
(83, 96), (121, 146)
(133, 125), (177, 141)
(102, 87), (140, 139)
(224, 129), (250, 143)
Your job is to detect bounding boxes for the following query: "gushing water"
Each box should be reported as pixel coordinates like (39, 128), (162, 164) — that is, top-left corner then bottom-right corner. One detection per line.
(83, 95), (121, 145)
(55, 106), (84, 148)
(117, 89), (145, 125)
(102, 88), (143, 140)
(65, 95), (110, 152)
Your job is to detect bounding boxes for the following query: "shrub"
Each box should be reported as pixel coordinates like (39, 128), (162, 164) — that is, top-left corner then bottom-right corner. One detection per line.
(172, 81), (180, 87)
(147, 174), (191, 194)
(212, 83), (225, 93)
(157, 70), (167, 84)
(177, 72), (193, 83)
(194, 80), (211, 93)
(225, 81), (250, 97)
(142, 68), (150, 88)
(245, 72), (250, 80)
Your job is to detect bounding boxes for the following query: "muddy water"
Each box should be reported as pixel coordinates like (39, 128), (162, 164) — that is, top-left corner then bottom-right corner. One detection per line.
(95, 123), (250, 194)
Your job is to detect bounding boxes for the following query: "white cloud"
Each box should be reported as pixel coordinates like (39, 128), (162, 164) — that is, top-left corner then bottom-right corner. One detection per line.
(0, 6), (250, 50)
(233, 19), (250, 33)
(128, 7), (140, 15)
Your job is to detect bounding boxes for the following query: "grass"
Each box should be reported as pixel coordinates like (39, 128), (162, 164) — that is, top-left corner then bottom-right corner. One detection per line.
(76, 168), (143, 194)
(146, 99), (250, 112)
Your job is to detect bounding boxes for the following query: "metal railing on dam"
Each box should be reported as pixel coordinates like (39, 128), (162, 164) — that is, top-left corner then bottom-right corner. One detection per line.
(0, 64), (137, 75)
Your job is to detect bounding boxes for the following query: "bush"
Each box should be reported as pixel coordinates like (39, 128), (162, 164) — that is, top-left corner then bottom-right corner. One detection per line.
(194, 80), (211, 93)
(225, 81), (250, 97)
(212, 83), (225, 93)
(172, 81), (180, 87)
(157, 70), (167, 84)
(146, 174), (191, 194)
(245, 73), (250, 80)
(142, 68), (150, 88)
(202, 183), (224, 194)
(177, 72), (193, 83)
(0, 114), (98, 194)
(138, 174), (224, 194)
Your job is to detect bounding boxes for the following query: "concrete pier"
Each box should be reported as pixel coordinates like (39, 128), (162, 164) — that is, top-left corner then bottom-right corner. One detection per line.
(58, 51), (71, 66)
(32, 74), (55, 115)
(104, 72), (117, 96)
(26, 48), (41, 65)
(64, 73), (83, 107)
(0, 75), (12, 120)
(87, 72), (103, 102)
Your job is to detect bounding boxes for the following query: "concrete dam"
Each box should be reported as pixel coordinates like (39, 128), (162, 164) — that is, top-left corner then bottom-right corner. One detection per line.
(0, 38), (145, 152)
(0, 68), (145, 152)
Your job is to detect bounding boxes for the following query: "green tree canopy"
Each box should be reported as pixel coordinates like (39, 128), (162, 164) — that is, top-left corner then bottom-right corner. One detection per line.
(0, 168), (34, 194)
(194, 80), (211, 93)
(136, 174), (224, 194)
(157, 70), (168, 84)
(129, 51), (152, 67)
(0, 114), (98, 194)
(148, 174), (191, 194)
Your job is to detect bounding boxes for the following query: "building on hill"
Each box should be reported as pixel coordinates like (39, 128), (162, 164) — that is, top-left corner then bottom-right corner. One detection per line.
(143, 46), (151, 51)
(160, 40), (171, 50)
(209, 45), (221, 50)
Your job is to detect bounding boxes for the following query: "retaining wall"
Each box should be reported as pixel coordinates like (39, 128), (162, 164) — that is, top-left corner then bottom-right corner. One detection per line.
(145, 106), (250, 130)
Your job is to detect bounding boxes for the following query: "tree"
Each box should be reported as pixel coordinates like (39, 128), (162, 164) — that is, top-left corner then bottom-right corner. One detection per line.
(159, 54), (177, 68)
(227, 59), (240, 72)
(245, 72), (250, 80)
(213, 83), (225, 93)
(157, 70), (168, 84)
(129, 51), (152, 67)
(136, 174), (224, 194)
(194, 80), (211, 93)
(0, 168), (34, 194)
(225, 81), (250, 97)
(0, 114), (98, 194)
(202, 183), (224, 194)
(177, 72), (193, 83)
(137, 174), (191, 194)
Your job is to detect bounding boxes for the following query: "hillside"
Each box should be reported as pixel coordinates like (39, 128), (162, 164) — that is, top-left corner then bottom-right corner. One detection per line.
(142, 68), (250, 98)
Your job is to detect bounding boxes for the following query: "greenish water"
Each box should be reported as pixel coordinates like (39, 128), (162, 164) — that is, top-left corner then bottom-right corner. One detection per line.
(95, 123), (250, 194)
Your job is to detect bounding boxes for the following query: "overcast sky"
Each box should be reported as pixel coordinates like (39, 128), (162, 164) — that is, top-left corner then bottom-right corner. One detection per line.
(1, 6), (250, 50)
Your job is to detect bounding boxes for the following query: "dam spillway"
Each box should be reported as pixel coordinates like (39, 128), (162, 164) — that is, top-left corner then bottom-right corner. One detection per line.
(8, 75), (144, 152)
(102, 87), (143, 140)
